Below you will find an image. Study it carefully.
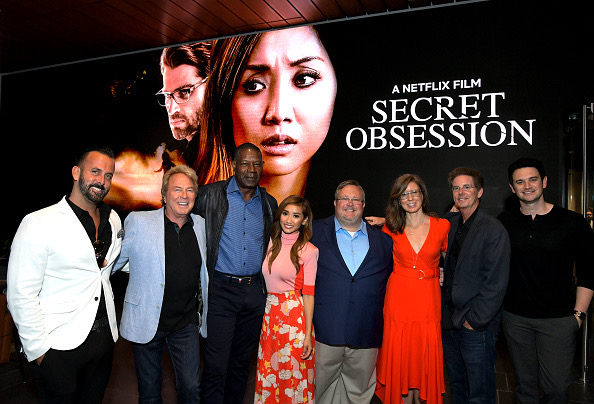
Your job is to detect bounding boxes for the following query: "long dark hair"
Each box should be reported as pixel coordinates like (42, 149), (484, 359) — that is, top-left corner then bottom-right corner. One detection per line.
(385, 174), (434, 234)
(267, 195), (313, 274)
(196, 33), (262, 183)
(200, 26), (324, 170)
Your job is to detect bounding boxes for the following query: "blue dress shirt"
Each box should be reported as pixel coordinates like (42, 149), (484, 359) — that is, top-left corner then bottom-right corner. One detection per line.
(215, 177), (264, 276)
(334, 217), (370, 276)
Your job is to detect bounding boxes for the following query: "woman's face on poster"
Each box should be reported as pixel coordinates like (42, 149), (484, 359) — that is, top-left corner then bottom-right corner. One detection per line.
(231, 27), (337, 176)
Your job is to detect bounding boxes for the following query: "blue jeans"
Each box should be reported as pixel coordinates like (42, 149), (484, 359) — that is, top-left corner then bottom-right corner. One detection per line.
(442, 328), (497, 404)
(131, 323), (201, 404)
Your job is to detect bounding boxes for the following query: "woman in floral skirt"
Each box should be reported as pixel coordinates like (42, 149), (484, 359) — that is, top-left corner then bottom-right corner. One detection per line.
(255, 195), (318, 403)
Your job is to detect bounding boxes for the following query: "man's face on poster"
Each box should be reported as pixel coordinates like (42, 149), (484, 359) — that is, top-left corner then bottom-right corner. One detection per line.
(161, 64), (206, 142)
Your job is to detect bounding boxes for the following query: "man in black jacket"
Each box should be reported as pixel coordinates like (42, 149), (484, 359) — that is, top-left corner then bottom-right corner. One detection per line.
(193, 142), (278, 404)
(441, 167), (510, 404)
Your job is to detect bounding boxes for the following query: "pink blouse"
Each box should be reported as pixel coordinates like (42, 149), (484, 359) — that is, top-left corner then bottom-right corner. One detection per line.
(262, 231), (318, 295)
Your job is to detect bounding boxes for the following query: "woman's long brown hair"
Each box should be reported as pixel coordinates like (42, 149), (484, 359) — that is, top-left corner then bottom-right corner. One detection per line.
(267, 195), (313, 274)
(385, 174), (435, 234)
(198, 26), (323, 182)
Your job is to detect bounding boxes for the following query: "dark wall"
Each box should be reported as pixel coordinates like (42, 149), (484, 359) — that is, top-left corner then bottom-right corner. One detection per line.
(1, 0), (592, 248)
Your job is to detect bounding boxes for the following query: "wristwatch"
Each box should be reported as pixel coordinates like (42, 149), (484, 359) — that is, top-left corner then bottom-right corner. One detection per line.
(574, 310), (587, 320)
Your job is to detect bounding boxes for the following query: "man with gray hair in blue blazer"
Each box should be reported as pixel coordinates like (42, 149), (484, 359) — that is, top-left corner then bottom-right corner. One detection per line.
(113, 164), (208, 403)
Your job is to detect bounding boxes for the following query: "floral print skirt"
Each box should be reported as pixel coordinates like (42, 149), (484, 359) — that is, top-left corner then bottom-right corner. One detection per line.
(254, 291), (315, 403)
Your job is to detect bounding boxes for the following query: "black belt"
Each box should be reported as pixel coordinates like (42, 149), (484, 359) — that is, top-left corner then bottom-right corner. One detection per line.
(91, 316), (110, 331)
(214, 271), (261, 285)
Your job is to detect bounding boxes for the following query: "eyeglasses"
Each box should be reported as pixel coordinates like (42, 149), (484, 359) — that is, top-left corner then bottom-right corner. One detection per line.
(156, 78), (207, 107)
(93, 239), (105, 267)
(451, 184), (475, 192)
(400, 190), (421, 200)
(336, 197), (364, 205)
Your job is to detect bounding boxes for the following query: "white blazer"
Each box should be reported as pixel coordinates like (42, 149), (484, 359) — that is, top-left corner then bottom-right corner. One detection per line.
(7, 197), (123, 361)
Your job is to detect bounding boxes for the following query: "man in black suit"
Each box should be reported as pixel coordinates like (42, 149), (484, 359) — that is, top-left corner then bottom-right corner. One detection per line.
(441, 167), (510, 404)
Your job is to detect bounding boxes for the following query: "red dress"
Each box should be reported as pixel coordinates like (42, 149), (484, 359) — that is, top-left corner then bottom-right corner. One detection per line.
(376, 217), (450, 404)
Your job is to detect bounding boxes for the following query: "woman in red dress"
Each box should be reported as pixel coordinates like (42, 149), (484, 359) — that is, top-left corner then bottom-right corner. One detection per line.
(376, 174), (450, 404)
(255, 195), (318, 403)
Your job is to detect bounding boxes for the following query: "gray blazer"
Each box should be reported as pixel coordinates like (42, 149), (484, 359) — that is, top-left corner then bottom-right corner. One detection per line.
(112, 208), (209, 342)
(442, 208), (510, 334)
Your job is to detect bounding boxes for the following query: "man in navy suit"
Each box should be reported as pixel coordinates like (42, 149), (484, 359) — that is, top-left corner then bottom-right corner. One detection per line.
(441, 167), (510, 404)
(312, 180), (393, 404)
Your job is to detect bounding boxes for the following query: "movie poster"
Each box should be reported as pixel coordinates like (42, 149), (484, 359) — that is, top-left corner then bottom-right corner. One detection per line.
(1, 1), (592, 247)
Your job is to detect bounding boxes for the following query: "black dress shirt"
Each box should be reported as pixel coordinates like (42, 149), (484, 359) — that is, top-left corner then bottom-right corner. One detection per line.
(443, 207), (479, 329)
(66, 198), (112, 320)
(158, 215), (202, 332)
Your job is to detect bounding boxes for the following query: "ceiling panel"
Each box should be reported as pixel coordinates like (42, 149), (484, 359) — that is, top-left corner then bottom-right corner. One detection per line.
(310, 0), (346, 20)
(143, 0), (221, 37)
(261, 0), (302, 20)
(359, 0), (390, 14)
(76, 2), (167, 47)
(385, 0), (408, 10)
(105, 0), (191, 44)
(287, 0), (326, 22)
(194, 0), (249, 28)
(240, 0), (284, 22)
(219, 0), (267, 26)
(0, 0), (463, 74)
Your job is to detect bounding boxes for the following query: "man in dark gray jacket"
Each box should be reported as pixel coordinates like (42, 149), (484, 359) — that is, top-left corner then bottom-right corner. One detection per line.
(441, 167), (510, 404)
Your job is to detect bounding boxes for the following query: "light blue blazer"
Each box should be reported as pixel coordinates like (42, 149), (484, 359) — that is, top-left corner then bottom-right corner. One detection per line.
(112, 208), (209, 343)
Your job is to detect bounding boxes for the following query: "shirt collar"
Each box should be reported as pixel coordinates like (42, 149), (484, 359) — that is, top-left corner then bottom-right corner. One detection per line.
(227, 176), (261, 199)
(164, 211), (194, 228)
(459, 205), (479, 229)
(334, 216), (368, 236)
(66, 198), (111, 221)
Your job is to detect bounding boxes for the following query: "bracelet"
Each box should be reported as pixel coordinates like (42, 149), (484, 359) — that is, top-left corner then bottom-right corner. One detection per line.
(574, 310), (587, 320)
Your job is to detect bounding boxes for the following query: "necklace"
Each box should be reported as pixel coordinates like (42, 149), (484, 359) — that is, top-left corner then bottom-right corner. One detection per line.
(406, 216), (427, 236)
(411, 245), (419, 269)
(406, 216), (427, 268)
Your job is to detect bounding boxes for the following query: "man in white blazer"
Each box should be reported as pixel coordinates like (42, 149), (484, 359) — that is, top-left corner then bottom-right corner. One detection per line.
(112, 164), (208, 403)
(7, 147), (123, 403)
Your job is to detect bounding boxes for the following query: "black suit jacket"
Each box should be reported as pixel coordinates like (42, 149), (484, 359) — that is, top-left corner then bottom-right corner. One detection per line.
(311, 216), (393, 348)
(442, 208), (510, 334)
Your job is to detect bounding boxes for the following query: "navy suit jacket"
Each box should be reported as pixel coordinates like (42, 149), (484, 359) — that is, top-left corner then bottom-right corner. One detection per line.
(442, 208), (510, 334)
(311, 216), (393, 348)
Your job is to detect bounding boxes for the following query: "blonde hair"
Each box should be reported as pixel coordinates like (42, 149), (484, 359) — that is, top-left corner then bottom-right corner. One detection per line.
(161, 165), (198, 204)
